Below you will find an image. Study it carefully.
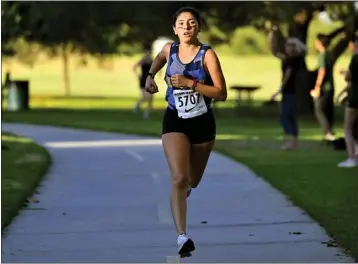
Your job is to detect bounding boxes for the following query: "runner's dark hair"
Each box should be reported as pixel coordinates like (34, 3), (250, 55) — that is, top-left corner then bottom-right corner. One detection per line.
(172, 6), (203, 29)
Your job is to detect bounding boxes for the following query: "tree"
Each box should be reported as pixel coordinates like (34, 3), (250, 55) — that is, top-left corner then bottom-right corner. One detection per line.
(2, 2), (355, 99)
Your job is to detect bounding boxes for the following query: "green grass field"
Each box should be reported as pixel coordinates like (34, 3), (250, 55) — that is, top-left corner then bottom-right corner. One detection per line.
(3, 106), (358, 259)
(1, 131), (51, 230)
(2, 54), (351, 102)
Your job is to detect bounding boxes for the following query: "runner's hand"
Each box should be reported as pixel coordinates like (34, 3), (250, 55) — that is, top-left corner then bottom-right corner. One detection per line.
(145, 76), (159, 94)
(170, 74), (192, 88)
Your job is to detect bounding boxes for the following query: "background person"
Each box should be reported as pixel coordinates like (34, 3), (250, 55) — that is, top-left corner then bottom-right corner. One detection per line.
(270, 38), (306, 150)
(338, 35), (358, 168)
(310, 26), (351, 141)
(133, 45), (154, 119)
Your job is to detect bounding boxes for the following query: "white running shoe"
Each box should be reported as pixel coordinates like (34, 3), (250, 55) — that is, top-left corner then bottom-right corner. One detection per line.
(337, 158), (358, 168)
(177, 233), (195, 256)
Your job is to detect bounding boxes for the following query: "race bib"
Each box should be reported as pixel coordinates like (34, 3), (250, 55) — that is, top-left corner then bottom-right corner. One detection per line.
(173, 89), (208, 119)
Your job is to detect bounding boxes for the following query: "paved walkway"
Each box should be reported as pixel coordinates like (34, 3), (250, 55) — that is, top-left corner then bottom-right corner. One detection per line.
(1, 123), (354, 263)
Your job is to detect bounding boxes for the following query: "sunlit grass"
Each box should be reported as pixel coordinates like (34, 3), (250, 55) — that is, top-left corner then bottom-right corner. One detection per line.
(1, 131), (51, 230)
(215, 134), (254, 140)
(2, 134), (33, 143)
(1, 54), (351, 101)
(216, 133), (328, 141)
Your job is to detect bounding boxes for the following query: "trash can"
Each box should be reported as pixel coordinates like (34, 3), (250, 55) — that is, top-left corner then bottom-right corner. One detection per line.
(7, 80), (30, 111)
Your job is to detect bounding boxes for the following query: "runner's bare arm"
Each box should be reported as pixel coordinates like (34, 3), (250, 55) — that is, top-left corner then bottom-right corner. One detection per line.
(147, 42), (172, 76)
(191, 49), (227, 101)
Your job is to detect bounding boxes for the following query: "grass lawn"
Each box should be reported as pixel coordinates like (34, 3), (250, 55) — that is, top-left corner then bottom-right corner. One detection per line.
(1, 131), (51, 230)
(2, 54), (351, 102)
(3, 104), (358, 259)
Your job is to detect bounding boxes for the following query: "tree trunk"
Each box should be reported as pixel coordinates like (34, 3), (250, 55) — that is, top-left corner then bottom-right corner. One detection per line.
(1, 72), (11, 150)
(62, 43), (70, 96)
(2, 72), (11, 113)
(267, 24), (286, 56)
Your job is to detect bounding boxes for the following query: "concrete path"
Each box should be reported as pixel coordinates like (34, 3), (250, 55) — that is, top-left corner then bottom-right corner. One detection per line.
(1, 123), (354, 263)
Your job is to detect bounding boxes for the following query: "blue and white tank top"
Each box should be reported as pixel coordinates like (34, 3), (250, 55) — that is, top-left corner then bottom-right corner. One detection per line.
(164, 42), (214, 119)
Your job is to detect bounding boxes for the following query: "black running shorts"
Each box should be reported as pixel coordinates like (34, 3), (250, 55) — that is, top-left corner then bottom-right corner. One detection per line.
(162, 107), (216, 144)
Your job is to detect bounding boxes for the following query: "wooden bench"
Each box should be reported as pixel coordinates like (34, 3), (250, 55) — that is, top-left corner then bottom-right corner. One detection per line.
(230, 85), (261, 107)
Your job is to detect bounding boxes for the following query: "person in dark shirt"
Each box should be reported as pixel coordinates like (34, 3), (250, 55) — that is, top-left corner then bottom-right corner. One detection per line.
(338, 37), (358, 168)
(271, 38), (306, 150)
(310, 26), (350, 141)
(133, 45), (154, 119)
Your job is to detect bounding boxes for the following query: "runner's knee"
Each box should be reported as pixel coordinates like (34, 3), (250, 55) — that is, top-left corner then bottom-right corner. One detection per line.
(172, 174), (190, 189)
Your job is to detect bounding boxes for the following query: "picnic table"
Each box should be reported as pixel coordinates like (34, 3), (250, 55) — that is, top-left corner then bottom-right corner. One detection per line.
(230, 85), (261, 107)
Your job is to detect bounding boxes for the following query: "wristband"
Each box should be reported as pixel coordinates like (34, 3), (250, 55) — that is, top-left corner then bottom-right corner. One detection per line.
(148, 72), (155, 79)
(192, 80), (198, 90)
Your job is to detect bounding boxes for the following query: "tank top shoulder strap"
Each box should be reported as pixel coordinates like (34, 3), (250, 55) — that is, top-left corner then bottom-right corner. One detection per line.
(197, 44), (212, 67)
(201, 44), (211, 52)
(166, 42), (179, 69)
(170, 42), (179, 54)
(168, 42), (179, 62)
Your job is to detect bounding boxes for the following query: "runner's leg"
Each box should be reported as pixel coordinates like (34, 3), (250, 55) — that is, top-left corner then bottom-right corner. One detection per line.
(189, 141), (215, 188)
(162, 132), (190, 234)
(162, 132), (195, 255)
